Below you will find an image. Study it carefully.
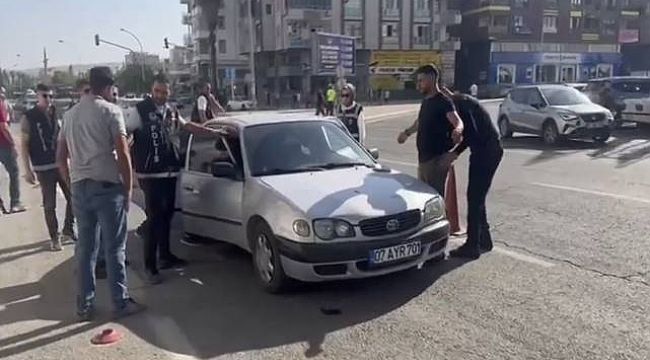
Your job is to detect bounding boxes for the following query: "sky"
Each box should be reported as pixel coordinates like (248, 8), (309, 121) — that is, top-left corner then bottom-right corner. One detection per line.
(0, 0), (188, 71)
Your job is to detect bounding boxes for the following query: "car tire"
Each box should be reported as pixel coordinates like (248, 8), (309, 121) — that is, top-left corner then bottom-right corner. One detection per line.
(241, 104), (247, 111)
(542, 120), (560, 145)
(593, 132), (610, 144)
(250, 221), (290, 293)
(498, 116), (513, 138)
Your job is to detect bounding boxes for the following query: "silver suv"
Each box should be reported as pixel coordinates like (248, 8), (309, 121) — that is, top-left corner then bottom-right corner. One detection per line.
(498, 85), (614, 145)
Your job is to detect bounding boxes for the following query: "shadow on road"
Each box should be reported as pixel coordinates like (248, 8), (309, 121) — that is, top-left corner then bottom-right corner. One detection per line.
(0, 232), (468, 358)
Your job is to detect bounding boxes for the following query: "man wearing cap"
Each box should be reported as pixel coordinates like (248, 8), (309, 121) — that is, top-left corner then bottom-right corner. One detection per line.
(336, 83), (366, 146)
(57, 66), (143, 320)
(0, 86), (26, 214)
(397, 64), (464, 197)
(21, 84), (75, 251)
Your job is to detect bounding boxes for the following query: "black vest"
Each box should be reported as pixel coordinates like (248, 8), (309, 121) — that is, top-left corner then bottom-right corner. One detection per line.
(337, 103), (363, 141)
(132, 98), (183, 175)
(25, 106), (59, 170)
(191, 95), (213, 123)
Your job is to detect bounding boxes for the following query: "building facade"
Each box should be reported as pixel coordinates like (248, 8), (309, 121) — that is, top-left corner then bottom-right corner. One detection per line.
(620, 1), (650, 75)
(182, 0), (250, 97)
(456, 0), (647, 97)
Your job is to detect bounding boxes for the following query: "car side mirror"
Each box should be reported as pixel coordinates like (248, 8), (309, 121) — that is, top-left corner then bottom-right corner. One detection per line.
(368, 148), (380, 160)
(211, 162), (238, 179)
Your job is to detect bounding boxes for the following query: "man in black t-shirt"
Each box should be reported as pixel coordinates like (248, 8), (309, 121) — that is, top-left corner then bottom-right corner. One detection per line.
(443, 87), (503, 260)
(397, 64), (464, 197)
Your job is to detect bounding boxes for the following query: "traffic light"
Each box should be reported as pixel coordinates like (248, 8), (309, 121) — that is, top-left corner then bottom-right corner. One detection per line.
(164, 37), (169, 49)
(94, 34), (100, 46)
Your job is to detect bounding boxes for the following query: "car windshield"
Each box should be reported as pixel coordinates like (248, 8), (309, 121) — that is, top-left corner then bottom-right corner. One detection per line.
(541, 87), (592, 106)
(244, 121), (375, 176)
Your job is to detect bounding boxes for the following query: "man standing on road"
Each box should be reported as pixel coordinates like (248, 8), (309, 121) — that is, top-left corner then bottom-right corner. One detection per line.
(191, 81), (225, 123)
(326, 84), (337, 116)
(0, 87), (26, 214)
(21, 84), (75, 251)
(470, 83), (478, 98)
(397, 64), (464, 197)
(57, 66), (143, 321)
(443, 87), (503, 260)
(336, 84), (366, 146)
(125, 74), (231, 284)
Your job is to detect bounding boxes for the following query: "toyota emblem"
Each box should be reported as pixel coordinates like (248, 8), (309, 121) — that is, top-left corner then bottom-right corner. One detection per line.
(386, 219), (400, 232)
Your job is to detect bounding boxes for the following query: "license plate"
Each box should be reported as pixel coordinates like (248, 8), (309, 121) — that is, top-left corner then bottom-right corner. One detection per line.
(585, 122), (604, 129)
(369, 241), (421, 265)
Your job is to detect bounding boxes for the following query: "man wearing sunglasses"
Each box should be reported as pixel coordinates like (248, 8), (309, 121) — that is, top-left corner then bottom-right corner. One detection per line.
(336, 83), (366, 146)
(21, 84), (75, 251)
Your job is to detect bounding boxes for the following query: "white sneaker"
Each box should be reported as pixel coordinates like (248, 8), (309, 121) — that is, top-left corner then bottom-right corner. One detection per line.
(50, 236), (63, 252)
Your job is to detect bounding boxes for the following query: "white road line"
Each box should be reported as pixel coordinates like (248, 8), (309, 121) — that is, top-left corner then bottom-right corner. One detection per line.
(381, 159), (418, 167)
(447, 238), (555, 268)
(366, 109), (418, 124)
(531, 182), (650, 205)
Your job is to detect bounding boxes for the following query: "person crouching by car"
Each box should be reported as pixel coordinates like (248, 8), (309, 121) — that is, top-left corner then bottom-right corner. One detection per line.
(336, 83), (366, 146)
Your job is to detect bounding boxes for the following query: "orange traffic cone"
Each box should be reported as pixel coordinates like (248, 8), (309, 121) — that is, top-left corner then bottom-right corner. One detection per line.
(445, 165), (464, 235)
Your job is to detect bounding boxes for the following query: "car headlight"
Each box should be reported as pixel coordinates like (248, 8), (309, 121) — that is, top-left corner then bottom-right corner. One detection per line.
(558, 112), (579, 121)
(313, 219), (355, 240)
(423, 197), (445, 223)
(292, 219), (311, 237)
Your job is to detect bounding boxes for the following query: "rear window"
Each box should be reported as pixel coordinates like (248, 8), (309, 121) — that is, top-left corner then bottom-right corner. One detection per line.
(611, 80), (650, 94)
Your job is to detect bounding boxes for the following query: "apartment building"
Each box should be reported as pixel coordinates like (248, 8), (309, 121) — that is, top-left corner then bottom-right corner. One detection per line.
(456, 0), (647, 96)
(620, 1), (650, 75)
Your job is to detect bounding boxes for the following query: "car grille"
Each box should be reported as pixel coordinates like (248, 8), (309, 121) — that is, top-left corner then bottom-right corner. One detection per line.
(580, 113), (606, 122)
(359, 210), (421, 237)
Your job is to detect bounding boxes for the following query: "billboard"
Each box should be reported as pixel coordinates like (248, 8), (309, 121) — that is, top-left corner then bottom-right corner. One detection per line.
(312, 32), (356, 76)
(369, 50), (443, 75)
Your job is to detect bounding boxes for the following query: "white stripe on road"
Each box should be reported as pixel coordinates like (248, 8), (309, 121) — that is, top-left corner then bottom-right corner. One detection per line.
(381, 159), (418, 168)
(448, 238), (555, 268)
(532, 182), (650, 205)
(366, 109), (418, 124)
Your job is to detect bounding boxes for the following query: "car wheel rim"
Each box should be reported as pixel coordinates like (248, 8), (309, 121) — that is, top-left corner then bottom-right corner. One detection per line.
(255, 233), (274, 283)
(544, 125), (556, 143)
(499, 119), (508, 135)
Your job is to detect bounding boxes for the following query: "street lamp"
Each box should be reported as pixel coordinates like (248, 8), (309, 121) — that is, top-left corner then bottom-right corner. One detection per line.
(120, 27), (146, 93)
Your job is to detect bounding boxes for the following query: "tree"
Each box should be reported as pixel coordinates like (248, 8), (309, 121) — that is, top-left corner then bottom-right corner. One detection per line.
(115, 64), (156, 94)
(51, 70), (76, 87)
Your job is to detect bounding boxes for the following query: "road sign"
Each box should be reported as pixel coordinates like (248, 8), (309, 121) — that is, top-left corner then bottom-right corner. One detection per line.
(312, 32), (356, 76)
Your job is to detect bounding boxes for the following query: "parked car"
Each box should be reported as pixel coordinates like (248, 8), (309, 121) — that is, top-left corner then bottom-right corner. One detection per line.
(584, 77), (650, 120)
(621, 97), (650, 130)
(226, 97), (256, 111)
(498, 84), (614, 145)
(179, 114), (449, 292)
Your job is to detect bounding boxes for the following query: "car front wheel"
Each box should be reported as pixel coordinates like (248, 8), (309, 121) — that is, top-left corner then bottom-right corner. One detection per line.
(593, 131), (610, 144)
(498, 116), (513, 138)
(542, 121), (560, 145)
(251, 222), (290, 293)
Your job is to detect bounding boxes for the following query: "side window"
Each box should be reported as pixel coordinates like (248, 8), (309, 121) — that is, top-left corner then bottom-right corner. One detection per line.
(509, 90), (524, 104)
(188, 135), (239, 174)
(527, 89), (544, 106)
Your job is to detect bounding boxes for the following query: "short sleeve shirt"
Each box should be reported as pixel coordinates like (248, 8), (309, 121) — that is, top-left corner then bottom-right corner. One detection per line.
(416, 93), (456, 163)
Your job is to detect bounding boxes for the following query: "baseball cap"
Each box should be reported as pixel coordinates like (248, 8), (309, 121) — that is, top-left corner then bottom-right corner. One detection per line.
(89, 66), (114, 89)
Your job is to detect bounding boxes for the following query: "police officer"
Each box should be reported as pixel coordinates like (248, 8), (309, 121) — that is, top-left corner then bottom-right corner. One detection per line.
(125, 74), (232, 284)
(442, 87), (503, 260)
(336, 84), (366, 146)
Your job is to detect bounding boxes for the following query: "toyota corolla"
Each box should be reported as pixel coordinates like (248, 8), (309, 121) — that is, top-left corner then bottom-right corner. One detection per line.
(179, 113), (449, 292)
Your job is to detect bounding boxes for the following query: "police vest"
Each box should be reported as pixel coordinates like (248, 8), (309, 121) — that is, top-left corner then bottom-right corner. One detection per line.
(337, 103), (363, 141)
(132, 98), (183, 176)
(25, 106), (59, 171)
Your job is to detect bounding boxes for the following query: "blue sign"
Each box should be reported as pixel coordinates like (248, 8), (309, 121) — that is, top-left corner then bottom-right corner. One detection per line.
(313, 32), (356, 76)
(224, 67), (236, 81)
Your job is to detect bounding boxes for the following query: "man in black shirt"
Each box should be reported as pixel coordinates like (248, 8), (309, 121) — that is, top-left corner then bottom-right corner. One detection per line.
(443, 87), (503, 260)
(397, 64), (464, 197)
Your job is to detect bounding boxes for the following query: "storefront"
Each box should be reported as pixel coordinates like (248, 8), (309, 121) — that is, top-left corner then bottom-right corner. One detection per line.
(489, 52), (623, 86)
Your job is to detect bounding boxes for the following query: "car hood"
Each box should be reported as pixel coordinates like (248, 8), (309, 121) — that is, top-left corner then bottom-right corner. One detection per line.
(551, 103), (609, 114)
(259, 167), (438, 223)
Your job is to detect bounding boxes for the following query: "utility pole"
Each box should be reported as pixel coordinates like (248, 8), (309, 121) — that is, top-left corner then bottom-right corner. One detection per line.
(42, 47), (49, 84)
(247, 0), (257, 103)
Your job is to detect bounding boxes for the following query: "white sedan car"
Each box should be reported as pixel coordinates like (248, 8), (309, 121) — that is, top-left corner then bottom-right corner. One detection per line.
(226, 97), (256, 111)
(179, 114), (449, 292)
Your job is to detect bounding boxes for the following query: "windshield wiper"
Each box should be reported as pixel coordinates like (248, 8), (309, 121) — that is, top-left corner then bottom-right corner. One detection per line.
(315, 162), (373, 169)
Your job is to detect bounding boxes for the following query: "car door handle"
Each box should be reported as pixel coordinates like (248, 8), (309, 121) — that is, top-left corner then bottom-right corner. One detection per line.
(183, 186), (200, 195)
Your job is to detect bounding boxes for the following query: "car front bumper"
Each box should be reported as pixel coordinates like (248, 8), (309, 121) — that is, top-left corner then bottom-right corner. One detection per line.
(276, 220), (450, 282)
(562, 123), (611, 138)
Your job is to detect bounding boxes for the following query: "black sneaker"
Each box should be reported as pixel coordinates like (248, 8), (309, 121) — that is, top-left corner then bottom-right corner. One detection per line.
(449, 244), (480, 260)
(113, 298), (146, 319)
(77, 307), (95, 322)
(159, 256), (188, 270)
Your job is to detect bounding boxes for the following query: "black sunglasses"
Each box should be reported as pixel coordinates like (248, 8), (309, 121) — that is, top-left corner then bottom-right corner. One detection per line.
(341, 93), (351, 98)
(40, 93), (52, 98)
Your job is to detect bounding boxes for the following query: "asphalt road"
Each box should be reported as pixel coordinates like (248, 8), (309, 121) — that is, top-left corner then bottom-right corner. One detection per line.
(1, 102), (650, 359)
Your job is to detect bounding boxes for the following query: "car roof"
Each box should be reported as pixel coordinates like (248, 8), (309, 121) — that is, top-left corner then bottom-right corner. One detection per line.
(511, 84), (572, 91)
(205, 111), (339, 129)
(588, 76), (650, 82)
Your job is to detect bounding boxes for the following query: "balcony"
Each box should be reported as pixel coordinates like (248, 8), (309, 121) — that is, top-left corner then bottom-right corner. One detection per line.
(512, 25), (533, 35)
(287, 0), (331, 10)
(443, 10), (462, 25)
(182, 13), (191, 26)
(382, 7), (401, 19)
(344, 6), (363, 19)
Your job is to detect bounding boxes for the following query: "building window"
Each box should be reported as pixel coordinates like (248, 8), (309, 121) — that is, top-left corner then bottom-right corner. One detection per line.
(198, 38), (210, 55)
(492, 15), (509, 27)
(602, 18), (617, 36)
(344, 0), (363, 19)
(382, 22), (399, 44)
(344, 21), (363, 39)
(218, 40), (226, 54)
(543, 16), (558, 33)
(584, 16), (600, 31)
(217, 16), (225, 30)
(570, 15), (582, 30)
(413, 24), (431, 45)
(513, 15), (524, 27)
(514, 0), (529, 7)
(478, 16), (490, 27)
(266, 4), (272, 14)
(413, 0), (431, 19)
(571, 0), (582, 5)
(382, 0), (400, 18)
(535, 64), (557, 83)
(604, 0), (617, 10)
(497, 65), (516, 84)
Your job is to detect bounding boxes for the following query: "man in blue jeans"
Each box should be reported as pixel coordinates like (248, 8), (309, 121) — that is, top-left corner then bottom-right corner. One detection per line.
(57, 67), (144, 321)
(0, 87), (27, 214)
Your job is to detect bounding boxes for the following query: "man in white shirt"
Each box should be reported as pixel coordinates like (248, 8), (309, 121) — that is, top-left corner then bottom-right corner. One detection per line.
(124, 74), (232, 284)
(191, 81), (225, 123)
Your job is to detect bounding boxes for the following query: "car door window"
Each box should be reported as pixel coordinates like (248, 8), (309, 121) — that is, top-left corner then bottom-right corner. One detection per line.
(188, 135), (241, 175)
(527, 89), (544, 108)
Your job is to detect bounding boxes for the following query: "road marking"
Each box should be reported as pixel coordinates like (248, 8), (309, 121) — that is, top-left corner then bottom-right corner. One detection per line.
(381, 158), (418, 168)
(448, 238), (555, 268)
(532, 182), (650, 205)
(366, 109), (418, 124)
